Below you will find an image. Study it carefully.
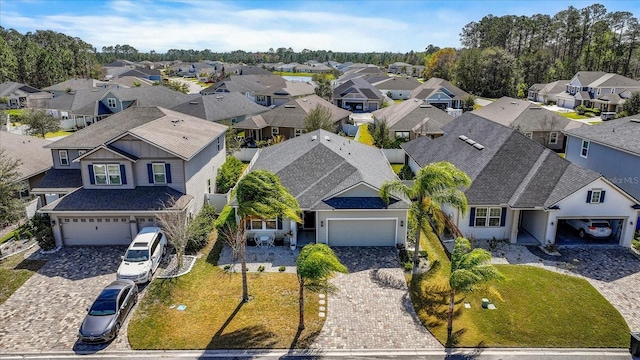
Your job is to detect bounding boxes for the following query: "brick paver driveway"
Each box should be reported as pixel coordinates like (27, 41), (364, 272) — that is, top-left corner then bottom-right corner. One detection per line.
(310, 247), (442, 349)
(0, 246), (131, 352)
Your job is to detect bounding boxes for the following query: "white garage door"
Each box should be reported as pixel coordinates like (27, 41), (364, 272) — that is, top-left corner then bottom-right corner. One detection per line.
(61, 217), (132, 246)
(328, 219), (396, 246)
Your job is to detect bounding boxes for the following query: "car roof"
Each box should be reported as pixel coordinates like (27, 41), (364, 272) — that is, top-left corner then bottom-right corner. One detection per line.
(127, 227), (162, 248)
(100, 280), (133, 298)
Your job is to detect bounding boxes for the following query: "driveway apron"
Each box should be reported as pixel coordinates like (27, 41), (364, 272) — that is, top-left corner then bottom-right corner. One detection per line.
(310, 247), (442, 349)
(0, 247), (131, 352)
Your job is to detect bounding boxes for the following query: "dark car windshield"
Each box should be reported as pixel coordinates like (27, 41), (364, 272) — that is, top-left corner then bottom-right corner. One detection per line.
(88, 299), (117, 316)
(124, 249), (149, 262)
(592, 222), (610, 228)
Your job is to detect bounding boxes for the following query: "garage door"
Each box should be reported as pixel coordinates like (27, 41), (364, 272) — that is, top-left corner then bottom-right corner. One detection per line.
(61, 217), (132, 246)
(328, 219), (396, 246)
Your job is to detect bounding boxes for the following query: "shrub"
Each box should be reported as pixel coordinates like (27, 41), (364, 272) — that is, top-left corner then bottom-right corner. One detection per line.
(398, 164), (415, 180)
(257, 265), (265, 272)
(214, 205), (236, 229)
(278, 265), (286, 272)
(575, 104), (587, 115)
(215, 156), (244, 194)
(398, 248), (411, 264)
(28, 214), (56, 250)
(402, 261), (413, 272)
(418, 250), (428, 258)
(223, 264), (231, 271)
(186, 203), (217, 254)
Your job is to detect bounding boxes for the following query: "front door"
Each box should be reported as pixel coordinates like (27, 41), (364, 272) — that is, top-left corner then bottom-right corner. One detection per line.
(303, 211), (316, 230)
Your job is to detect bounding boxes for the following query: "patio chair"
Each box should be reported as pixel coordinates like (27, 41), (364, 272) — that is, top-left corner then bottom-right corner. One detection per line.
(266, 236), (275, 248)
(254, 234), (262, 248)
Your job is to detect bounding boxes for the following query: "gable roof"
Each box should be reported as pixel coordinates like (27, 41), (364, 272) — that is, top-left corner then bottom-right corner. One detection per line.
(402, 113), (603, 208)
(105, 86), (195, 107)
(234, 95), (350, 130)
(563, 115), (640, 156)
(571, 71), (607, 86)
(255, 81), (315, 97)
(171, 92), (268, 122)
(371, 99), (453, 134)
(46, 106), (227, 160)
(411, 77), (469, 100)
(0, 132), (52, 181)
(372, 77), (422, 91)
(472, 97), (581, 132)
(0, 82), (49, 97)
(45, 88), (110, 115)
(43, 78), (106, 92)
(334, 78), (384, 100)
(249, 129), (407, 210)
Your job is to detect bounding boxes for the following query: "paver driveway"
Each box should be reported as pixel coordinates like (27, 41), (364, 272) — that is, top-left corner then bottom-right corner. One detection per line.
(310, 247), (442, 349)
(0, 246), (131, 352)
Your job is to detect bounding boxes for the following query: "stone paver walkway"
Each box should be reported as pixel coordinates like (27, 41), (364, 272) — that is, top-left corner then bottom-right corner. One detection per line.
(482, 240), (640, 332)
(0, 246), (131, 352)
(310, 247), (442, 349)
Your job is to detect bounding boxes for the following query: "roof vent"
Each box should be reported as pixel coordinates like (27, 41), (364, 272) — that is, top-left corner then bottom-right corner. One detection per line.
(414, 99), (420, 102)
(473, 143), (485, 150)
(284, 104), (296, 108)
(189, 101), (198, 105)
(510, 101), (518, 105)
(631, 118), (640, 123)
(216, 95), (223, 99)
(324, 136), (331, 141)
(419, 104), (432, 108)
(171, 119), (180, 124)
(465, 139), (476, 145)
(311, 135), (317, 141)
(458, 135), (469, 141)
(302, 98), (308, 102)
(531, 106), (541, 110)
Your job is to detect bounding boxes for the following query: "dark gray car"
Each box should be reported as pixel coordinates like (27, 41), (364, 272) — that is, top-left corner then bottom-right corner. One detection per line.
(78, 280), (138, 343)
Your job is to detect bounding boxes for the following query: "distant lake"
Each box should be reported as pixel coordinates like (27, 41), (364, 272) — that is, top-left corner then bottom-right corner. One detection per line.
(282, 75), (312, 82)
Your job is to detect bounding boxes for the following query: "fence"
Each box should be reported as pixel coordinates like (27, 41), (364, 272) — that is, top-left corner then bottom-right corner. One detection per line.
(206, 192), (230, 213)
(233, 148), (259, 162)
(341, 124), (359, 137)
(381, 149), (406, 164)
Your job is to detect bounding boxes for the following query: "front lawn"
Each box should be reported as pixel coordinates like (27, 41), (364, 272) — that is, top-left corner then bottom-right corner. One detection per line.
(410, 233), (628, 347)
(44, 131), (72, 138)
(0, 252), (47, 305)
(354, 124), (374, 146)
(558, 112), (589, 120)
(128, 241), (323, 349)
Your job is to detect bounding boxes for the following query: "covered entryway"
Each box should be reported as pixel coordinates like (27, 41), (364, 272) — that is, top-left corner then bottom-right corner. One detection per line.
(327, 219), (396, 246)
(60, 216), (132, 246)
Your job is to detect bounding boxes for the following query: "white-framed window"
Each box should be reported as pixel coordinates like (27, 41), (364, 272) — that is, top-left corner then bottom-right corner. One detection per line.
(590, 189), (602, 204)
(246, 217), (283, 230)
(59, 150), (69, 166)
(152, 163), (166, 184)
(93, 164), (121, 185)
(581, 140), (589, 158)
(295, 129), (304, 137)
(256, 95), (266, 102)
(549, 132), (558, 145)
(395, 131), (410, 139)
(107, 98), (117, 108)
(474, 207), (502, 227)
(272, 127), (279, 136)
(523, 132), (533, 139)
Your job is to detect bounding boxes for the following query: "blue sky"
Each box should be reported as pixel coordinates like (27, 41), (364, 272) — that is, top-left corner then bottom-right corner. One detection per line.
(1, 0), (639, 53)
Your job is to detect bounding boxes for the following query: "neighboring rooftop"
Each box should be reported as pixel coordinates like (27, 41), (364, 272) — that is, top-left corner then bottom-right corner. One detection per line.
(0, 132), (52, 181)
(172, 92), (269, 123)
(563, 115), (640, 156)
(371, 99), (454, 135)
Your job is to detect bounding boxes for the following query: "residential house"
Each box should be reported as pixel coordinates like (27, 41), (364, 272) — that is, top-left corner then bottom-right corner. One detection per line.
(275, 63), (299, 72)
(387, 62), (413, 75)
(333, 78), (385, 112)
(527, 80), (570, 104)
(372, 77), (422, 100)
(371, 99), (454, 141)
(234, 95), (350, 141)
(411, 78), (470, 117)
(44, 79), (110, 98)
(0, 132), (52, 208)
(118, 68), (162, 82)
(472, 97), (583, 151)
(294, 63), (333, 74)
(229, 65), (272, 76)
(556, 71), (640, 119)
(402, 113), (640, 247)
(335, 66), (386, 85)
(0, 82), (53, 109)
(37, 106), (227, 247)
(107, 76), (155, 88)
(237, 129), (409, 247)
(563, 116), (640, 226)
(171, 92), (269, 124)
(200, 75), (286, 102)
(254, 81), (315, 107)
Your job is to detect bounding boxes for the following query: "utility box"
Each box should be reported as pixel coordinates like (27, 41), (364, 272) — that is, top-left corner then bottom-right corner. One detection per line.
(630, 332), (640, 356)
(481, 298), (489, 309)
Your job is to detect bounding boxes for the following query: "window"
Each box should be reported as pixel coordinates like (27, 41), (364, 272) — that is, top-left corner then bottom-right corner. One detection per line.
(77, 150), (86, 158)
(93, 164), (121, 185)
(581, 140), (589, 158)
(272, 127), (279, 135)
(523, 132), (533, 139)
(549, 132), (558, 145)
(589, 189), (603, 204)
(152, 163), (166, 184)
(395, 131), (410, 139)
(474, 207), (502, 227)
(107, 98), (117, 108)
(59, 150), (69, 166)
(295, 129), (304, 137)
(246, 217), (283, 230)
(256, 95), (266, 102)
(207, 179), (212, 193)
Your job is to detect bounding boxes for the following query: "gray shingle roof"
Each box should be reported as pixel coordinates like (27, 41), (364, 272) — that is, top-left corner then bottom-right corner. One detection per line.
(31, 169), (83, 192)
(563, 115), (640, 156)
(249, 129), (407, 210)
(255, 81), (315, 97)
(171, 92), (268, 122)
(402, 113), (602, 208)
(46, 106), (227, 160)
(411, 78), (470, 100)
(39, 186), (192, 212)
(0, 132), (52, 181)
(334, 78), (384, 100)
(372, 77), (422, 91)
(472, 97), (577, 132)
(372, 99), (453, 134)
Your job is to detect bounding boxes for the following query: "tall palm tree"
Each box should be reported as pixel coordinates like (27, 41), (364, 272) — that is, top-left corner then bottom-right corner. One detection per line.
(448, 237), (504, 347)
(236, 170), (302, 302)
(296, 244), (347, 330)
(380, 161), (471, 273)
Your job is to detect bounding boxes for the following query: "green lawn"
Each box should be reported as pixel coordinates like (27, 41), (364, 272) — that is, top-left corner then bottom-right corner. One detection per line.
(354, 124), (374, 146)
(128, 239), (324, 349)
(0, 252), (47, 305)
(393, 99), (404, 104)
(44, 131), (72, 138)
(410, 232), (628, 347)
(391, 164), (404, 174)
(558, 112), (589, 120)
(588, 121), (603, 125)
(6, 109), (26, 116)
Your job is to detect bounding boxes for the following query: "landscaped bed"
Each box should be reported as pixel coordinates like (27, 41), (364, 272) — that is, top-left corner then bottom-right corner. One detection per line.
(128, 240), (324, 349)
(410, 232), (629, 348)
(0, 252), (46, 305)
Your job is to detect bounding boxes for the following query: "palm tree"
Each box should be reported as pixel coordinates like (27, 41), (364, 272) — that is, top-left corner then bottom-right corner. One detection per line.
(296, 244), (347, 330)
(380, 161), (471, 274)
(236, 170), (301, 302)
(447, 237), (504, 347)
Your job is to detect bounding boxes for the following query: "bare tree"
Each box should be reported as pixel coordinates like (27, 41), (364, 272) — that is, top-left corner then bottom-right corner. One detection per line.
(156, 198), (189, 269)
(218, 223), (246, 262)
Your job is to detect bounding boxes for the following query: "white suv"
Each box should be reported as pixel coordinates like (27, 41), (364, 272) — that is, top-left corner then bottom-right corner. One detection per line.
(117, 227), (167, 284)
(566, 219), (612, 239)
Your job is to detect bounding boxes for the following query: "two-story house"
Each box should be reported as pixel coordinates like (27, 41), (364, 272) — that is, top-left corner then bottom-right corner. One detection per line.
(37, 106), (227, 247)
